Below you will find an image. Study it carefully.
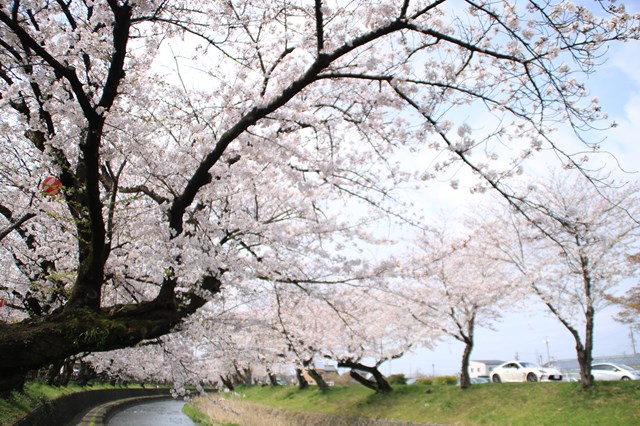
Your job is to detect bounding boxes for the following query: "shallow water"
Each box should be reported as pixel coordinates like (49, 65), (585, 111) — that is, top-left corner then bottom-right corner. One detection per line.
(107, 398), (195, 426)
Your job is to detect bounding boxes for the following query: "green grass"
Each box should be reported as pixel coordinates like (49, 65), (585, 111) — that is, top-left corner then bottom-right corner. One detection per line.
(182, 402), (215, 425)
(222, 381), (640, 425)
(6, 381), (640, 425)
(0, 381), (142, 426)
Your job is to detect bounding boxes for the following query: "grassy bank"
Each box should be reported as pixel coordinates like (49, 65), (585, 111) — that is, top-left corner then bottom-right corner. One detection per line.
(197, 381), (640, 425)
(0, 382), (142, 426)
(183, 402), (215, 425)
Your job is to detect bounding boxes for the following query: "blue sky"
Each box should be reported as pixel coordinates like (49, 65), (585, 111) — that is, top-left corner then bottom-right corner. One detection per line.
(380, 2), (640, 377)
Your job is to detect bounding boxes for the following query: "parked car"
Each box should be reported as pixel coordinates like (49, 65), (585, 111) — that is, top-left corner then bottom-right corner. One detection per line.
(591, 363), (640, 381)
(490, 361), (563, 383)
(456, 377), (490, 386)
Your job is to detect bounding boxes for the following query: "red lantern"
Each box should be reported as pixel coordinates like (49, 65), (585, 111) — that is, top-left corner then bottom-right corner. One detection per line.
(41, 176), (62, 195)
(0, 299), (4, 307)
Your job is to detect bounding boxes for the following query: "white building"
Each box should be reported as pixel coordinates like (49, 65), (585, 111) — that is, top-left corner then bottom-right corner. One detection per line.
(468, 360), (504, 378)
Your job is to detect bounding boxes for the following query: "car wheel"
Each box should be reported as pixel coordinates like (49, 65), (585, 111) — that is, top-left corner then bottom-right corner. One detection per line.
(527, 373), (538, 382)
(492, 374), (501, 383)
(621, 376), (631, 380)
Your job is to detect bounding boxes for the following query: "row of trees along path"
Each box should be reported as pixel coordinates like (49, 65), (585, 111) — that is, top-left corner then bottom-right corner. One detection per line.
(1, 0), (639, 395)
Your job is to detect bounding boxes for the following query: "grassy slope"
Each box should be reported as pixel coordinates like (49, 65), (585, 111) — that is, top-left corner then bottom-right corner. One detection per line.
(183, 402), (215, 425)
(0, 382), (142, 426)
(5, 381), (639, 425)
(225, 382), (640, 425)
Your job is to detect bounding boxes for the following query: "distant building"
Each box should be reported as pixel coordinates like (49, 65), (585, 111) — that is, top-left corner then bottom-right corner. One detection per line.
(468, 360), (504, 378)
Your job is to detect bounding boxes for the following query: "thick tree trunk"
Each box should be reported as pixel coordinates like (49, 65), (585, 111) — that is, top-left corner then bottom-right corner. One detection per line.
(268, 371), (279, 387)
(233, 364), (253, 386)
(306, 368), (330, 391)
(348, 370), (379, 391)
(59, 358), (74, 386)
(578, 259), (596, 390)
(1, 372), (26, 396)
(46, 360), (64, 386)
(220, 374), (235, 392)
(295, 368), (309, 389)
(577, 305), (595, 389)
(0, 310), (165, 394)
(459, 339), (474, 390)
(242, 367), (253, 386)
(76, 361), (94, 386)
(0, 276), (219, 396)
(337, 359), (392, 393)
(459, 315), (476, 390)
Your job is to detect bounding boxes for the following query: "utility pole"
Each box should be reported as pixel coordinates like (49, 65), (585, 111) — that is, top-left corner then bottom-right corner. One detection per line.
(544, 338), (551, 364)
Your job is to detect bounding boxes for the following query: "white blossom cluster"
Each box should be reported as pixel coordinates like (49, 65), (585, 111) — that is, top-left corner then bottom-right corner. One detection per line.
(0, 0), (638, 386)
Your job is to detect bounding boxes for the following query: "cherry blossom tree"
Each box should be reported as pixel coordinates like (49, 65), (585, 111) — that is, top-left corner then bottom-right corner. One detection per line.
(87, 338), (202, 389)
(481, 172), (640, 389)
(323, 286), (433, 393)
(258, 270), (431, 393)
(400, 224), (518, 389)
(87, 308), (287, 391)
(267, 282), (341, 390)
(186, 308), (291, 390)
(607, 254), (640, 333)
(0, 0), (638, 394)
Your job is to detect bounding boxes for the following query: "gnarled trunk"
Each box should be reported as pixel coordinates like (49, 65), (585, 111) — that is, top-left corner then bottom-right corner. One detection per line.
(459, 338), (474, 390)
(337, 359), (392, 393)
(220, 374), (235, 392)
(295, 368), (309, 389)
(306, 368), (330, 391)
(0, 275), (220, 396)
(76, 361), (95, 387)
(458, 313), (476, 390)
(577, 304), (595, 389)
(268, 371), (279, 387)
(232, 363), (253, 386)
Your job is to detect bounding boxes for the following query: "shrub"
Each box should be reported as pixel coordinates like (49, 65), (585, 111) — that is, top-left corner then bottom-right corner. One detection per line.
(433, 376), (458, 386)
(387, 374), (407, 385)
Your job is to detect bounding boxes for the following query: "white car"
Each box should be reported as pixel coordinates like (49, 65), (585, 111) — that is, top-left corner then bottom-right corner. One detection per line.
(591, 363), (640, 381)
(490, 361), (563, 383)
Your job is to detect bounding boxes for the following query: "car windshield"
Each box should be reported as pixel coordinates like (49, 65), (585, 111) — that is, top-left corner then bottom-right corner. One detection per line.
(616, 364), (635, 371)
(520, 362), (538, 368)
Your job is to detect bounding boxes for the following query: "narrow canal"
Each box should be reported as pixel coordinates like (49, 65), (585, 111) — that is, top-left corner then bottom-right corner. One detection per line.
(107, 398), (195, 425)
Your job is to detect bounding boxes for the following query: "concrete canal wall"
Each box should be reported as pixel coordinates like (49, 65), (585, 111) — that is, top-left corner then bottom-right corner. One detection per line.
(13, 387), (171, 426)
